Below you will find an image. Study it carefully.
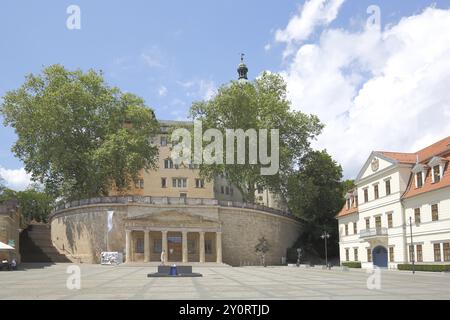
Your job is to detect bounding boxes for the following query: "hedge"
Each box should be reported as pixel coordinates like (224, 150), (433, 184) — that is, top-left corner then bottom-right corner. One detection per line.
(397, 264), (450, 272)
(341, 261), (361, 268)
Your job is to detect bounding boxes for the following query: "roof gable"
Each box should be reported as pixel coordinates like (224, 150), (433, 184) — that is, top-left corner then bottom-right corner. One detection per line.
(355, 152), (398, 182)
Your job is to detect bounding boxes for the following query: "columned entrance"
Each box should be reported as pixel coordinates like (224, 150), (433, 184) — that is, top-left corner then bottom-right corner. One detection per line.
(124, 227), (222, 264)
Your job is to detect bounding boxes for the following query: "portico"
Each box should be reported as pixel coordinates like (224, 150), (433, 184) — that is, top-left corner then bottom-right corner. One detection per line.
(125, 227), (223, 264)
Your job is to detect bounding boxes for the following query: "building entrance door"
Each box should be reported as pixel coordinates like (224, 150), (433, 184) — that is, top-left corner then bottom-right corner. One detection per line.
(168, 232), (182, 262)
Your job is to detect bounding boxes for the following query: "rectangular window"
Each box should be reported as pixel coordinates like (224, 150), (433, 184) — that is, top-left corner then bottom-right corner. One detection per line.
(433, 165), (441, 183)
(353, 222), (357, 235)
(172, 178), (187, 188)
(389, 247), (394, 262)
(160, 135), (167, 146)
(161, 178), (167, 188)
(257, 186), (263, 194)
(365, 218), (370, 230)
(416, 245), (423, 262)
(355, 196), (358, 207)
(195, 179), (205, 188)
(345, 249), (349, 262)
(385, 180), (391, 195)
(374, 184), (379, 199)
(354, 248), (358, 261)
(432, 204), (439, 221)
(367, 249), (372, 262)
(414, 208), (421, 223)
(180, 193), (187, 198)
(346, 199), (351, 209)
(225, 186), (230, 195)
(230, 187), (234, 196)
(345, 224), (349, 236)
(417, 172), (423, 188)
(153, 239), (162, 253)
(409, 245), (415, 262)
(136, 238), (144, 254)
(364, 189), (369, 203)
(444, 243), (450, 262)
(387, 213), (393, 228)
(164, 159), (173, 169)
(205, 239), (213, 255)
(220, 186), (224, 194)
(135, 179), (144, 189)
(434, 243), (441, 262)
(375, 216), (382, 229)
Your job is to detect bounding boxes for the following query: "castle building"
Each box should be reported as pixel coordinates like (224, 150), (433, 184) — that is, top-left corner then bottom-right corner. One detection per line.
(337, 136), (450, 268)
(50, 58), (300, 266)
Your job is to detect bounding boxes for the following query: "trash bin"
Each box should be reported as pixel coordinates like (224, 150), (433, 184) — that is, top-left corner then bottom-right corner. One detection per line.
(170, 265), (177, 276)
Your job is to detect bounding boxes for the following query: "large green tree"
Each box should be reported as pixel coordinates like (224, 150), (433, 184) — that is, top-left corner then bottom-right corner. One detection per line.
(189, 72), (323, 202)
(287, 150), (344, 260)
(1, 65), (159, 200)
(0, 186), (54, 223)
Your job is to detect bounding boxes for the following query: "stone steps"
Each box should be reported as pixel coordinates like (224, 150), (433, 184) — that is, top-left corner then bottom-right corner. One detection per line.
(20, 224), (71, 263)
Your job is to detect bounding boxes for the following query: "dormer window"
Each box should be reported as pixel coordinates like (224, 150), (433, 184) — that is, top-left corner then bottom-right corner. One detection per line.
(346, 199), (351, 210)
(428, 156), (446, 184)
(412, 163), (427, 188)
(417, 172), (423, 188)
(432, 165), (441, 183)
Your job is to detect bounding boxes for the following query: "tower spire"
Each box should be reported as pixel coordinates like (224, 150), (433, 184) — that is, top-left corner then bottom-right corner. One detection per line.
(237, 53), (248, 80)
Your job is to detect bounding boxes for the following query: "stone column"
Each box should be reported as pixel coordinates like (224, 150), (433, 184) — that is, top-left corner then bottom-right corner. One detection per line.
(144, 230), (150, 262)
(125, 230), (132, 263)
(162, 230), (168, 263)
(216, 231), (222, 263)
(182, 230), (188, 263)
(199, 231), (205, 263)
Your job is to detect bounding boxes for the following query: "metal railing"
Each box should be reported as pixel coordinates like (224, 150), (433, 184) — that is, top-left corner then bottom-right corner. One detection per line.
(360, 227), (388, 238)
(52, 196), (297, 220)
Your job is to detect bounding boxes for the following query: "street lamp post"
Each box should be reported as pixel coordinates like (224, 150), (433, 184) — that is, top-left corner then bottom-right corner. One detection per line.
(321, 231), (330, 268)
(409, 216), (415, 274)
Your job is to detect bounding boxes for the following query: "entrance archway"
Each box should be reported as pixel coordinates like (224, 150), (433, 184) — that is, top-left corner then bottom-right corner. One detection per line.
(372, 246), (388, 268)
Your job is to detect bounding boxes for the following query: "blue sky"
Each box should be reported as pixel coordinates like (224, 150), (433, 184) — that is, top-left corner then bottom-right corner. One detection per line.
(1, 0), (450, 189)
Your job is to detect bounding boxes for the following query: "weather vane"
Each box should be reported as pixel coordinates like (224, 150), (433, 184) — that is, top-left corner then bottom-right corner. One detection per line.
(240, 53), (245, 62)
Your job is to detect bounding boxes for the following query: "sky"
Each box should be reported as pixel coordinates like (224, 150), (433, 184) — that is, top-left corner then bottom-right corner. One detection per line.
(1, 0), (450, 190)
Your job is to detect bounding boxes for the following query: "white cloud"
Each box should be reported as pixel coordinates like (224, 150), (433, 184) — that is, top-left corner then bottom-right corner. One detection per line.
(178, 79), (216, 101)
(275, 0), (345, 57)
(279, 7), (450, 178)
(0, 167), (32, 191)
(198, 80), (216, 101)
(158, 85), (168, 97)
(264, 43), (271, 51)
(140, 46), (165, 68)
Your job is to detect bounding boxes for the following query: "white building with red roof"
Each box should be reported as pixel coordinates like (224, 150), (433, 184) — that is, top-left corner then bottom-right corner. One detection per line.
(337, 136), (450, 268)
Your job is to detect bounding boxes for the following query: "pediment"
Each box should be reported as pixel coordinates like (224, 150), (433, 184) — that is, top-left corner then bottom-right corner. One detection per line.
(356, 152), (397, 182)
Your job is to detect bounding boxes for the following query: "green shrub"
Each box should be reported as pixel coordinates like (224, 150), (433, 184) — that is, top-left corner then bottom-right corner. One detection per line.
(397, 264), (450, 272)
(341, 261), (361, 268)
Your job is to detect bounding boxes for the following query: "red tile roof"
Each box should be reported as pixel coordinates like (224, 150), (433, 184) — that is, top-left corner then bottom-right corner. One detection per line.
(336, 205), (358, 218)
(377, 151), (416, 164)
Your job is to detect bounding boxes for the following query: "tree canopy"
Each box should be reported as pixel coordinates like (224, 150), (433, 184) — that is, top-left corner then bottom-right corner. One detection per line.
(1, 65), (160, 200)
(189, 72), (323, 202)
(286, 150), (344, 259)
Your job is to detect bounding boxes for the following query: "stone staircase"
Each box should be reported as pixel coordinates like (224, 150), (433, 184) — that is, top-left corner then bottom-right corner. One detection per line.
(20, 224), (70, 263)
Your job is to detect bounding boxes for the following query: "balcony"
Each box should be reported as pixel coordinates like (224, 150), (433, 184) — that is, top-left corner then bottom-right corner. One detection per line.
(360, 227), (388, 239)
